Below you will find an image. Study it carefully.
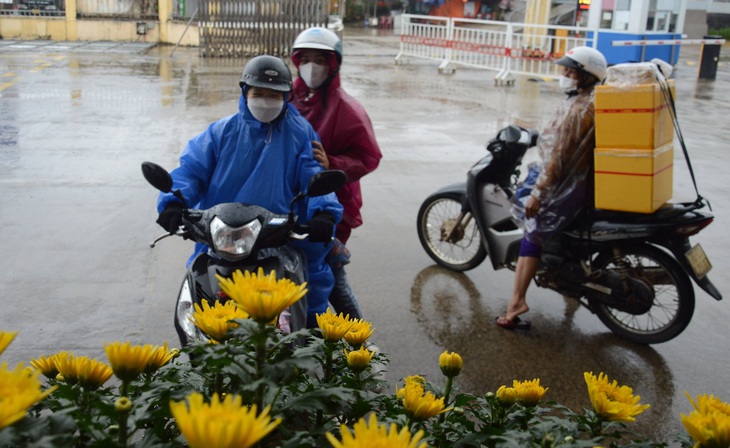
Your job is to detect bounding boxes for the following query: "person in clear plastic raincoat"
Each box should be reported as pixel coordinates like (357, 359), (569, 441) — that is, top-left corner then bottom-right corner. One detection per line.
(290, 27), (383, 320)
(155, 55), (343, 328)
(496, 46), (607, 330)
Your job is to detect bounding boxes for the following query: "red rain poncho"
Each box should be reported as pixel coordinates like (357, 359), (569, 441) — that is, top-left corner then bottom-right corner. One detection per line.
(291, 74), (382, 243)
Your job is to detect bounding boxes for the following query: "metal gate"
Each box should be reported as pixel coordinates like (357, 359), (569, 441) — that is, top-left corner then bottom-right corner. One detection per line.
(199, 0), (328, 57)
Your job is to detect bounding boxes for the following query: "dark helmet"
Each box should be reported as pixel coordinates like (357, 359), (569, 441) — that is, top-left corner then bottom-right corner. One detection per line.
(239, 55), (292, 92)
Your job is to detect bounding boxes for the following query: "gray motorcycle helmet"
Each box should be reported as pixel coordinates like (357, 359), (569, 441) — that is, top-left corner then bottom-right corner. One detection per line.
(239, 55), (293, 92)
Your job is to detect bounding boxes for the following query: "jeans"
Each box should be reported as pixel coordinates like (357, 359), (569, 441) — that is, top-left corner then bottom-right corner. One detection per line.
(328, 266), (362, 319)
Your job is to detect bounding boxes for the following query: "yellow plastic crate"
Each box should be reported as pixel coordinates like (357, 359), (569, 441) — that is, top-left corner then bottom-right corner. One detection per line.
(594, 144), (674, 213)
(594, 82), (675, 149)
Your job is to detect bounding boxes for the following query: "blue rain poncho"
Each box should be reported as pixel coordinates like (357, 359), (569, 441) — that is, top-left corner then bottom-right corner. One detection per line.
(158, 94), (343, 321)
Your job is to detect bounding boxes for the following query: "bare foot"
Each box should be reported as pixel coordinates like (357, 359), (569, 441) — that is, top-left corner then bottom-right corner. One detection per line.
(505, 303), (529, 322)
(495, 315), (532, 330)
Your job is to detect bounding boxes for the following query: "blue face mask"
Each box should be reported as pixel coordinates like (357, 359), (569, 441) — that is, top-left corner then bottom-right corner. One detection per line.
(247, 97), (284, 123)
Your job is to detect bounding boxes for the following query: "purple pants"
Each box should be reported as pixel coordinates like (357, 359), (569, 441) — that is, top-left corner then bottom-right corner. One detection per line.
(519, 236), (542, 258)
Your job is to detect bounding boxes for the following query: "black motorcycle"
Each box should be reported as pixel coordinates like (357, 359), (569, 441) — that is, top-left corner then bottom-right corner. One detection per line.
(142, 162), (346, 346)
(417, 125), (721, 344)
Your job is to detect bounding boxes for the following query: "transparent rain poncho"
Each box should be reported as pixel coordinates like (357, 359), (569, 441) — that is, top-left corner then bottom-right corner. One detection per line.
(511, 87), (597, 246)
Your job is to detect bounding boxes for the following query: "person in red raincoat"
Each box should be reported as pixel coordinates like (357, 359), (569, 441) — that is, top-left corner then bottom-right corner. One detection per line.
(290, 27), (383, 320)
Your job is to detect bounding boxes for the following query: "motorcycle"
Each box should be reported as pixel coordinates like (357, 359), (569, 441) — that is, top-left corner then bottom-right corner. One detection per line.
(416, 125), (722, 344)
(141, 162), (346, 346)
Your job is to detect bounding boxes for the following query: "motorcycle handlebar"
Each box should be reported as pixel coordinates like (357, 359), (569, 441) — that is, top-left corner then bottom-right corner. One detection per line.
(149, 208), (331, 248)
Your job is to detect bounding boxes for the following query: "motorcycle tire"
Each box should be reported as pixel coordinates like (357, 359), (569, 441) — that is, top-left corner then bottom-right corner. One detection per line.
(590, 243), (695, 344)
(417, 193), (487, 272)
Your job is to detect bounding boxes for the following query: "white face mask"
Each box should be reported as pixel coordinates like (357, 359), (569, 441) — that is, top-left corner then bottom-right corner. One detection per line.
(559, 76), (579, 94)
(247, 96), (284, 123)
(299, 62), (329, 89)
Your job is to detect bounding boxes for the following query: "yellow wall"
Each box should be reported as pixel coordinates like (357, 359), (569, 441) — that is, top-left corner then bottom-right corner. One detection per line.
(0, 0), (198, 46)
(0, 16), (200, 45)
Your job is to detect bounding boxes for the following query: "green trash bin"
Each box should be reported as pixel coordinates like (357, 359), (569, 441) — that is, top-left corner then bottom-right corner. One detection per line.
(699, 35), (723, 80)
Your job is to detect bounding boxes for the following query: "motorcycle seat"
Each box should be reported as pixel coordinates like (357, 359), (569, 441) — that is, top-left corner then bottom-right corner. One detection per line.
(590, 202), (705, 224)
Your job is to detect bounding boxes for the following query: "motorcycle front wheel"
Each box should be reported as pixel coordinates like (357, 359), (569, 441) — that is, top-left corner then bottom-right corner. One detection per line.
(417, 193), (487, 272)
(590, 244), (695, 344)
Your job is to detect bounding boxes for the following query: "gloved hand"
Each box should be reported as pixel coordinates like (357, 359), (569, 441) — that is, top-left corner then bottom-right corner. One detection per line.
(307, 212), (335, 243)
(156, 202), (184, 234)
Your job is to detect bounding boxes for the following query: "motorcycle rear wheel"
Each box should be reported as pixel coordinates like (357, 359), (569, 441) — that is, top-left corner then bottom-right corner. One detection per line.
(591, 244), (695, 344)
(417, 193), (487, 271)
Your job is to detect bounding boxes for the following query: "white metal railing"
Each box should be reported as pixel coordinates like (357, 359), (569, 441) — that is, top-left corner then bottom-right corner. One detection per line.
(449, 18), (510, 72)
(395, 14), (597, 83)
(395, 14), (450, 63)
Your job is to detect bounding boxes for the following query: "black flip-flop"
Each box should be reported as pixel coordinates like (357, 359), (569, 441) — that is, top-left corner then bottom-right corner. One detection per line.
(495, 316), (532, 330)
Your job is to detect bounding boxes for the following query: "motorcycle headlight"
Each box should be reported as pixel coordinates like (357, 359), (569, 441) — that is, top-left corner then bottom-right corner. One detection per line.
(176, 279), (206, 344)
(210, 216), (261, 260)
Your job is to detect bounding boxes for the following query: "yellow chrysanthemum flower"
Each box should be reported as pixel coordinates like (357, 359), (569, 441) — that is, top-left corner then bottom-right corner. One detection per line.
(0, 362), (56, 430)
(343, 320), (375, 347)
(686, 392), (730, 417)
(681, 392), (730, 448)
(53, 352), (113, 389)
(52, 352), (77, 384)
(316, 309), (356, 342)
(145, 342), (177, 373)
(190, 300), (249, 343)
(681, 409), (730, 448)
(496, 385), (518, 406)
(105, 342), (157, 383)
(170, 392), (281, 448)
(398, 381), (450, 422)
(76, 357), (114, 390)
(30, 354), (60, 380)
(0, 331), (17, 357)
(326, 413), (427, 448)
(404, 375), (426, 386)
(344, 347), (375, 373)
(513, 378), (549, 407)
(438, 351), (463, 378)
(396, 375), (426, 400)
(216, 268), (307, 324)
(584, 372), (650, 423)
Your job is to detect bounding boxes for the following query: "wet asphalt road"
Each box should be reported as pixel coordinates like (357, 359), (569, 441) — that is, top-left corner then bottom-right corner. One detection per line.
(1, 31), (729, 442)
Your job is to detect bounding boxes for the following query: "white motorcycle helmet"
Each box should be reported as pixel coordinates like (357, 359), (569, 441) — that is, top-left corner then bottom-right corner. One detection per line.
(555, 46), (607, 83)
(292, 27), (343, 67)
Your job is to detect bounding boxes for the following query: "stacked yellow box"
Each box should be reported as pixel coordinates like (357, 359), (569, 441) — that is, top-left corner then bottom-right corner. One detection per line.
(593, 78), (675, 213)
(594, 144), (674, 214)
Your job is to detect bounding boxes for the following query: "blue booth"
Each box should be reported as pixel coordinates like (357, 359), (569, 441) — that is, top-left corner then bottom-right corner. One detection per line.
(585, 0), (687, 66)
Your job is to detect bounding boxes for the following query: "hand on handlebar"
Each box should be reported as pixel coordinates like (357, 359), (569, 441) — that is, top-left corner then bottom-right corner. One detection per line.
(156, 202), (184, 234)
(307, 212), (336, 243)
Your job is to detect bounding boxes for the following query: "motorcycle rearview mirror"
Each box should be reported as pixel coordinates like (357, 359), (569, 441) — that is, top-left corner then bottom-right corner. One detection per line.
(499, 125), (522, 143)
(142, 162), (173, 193)
(141, 162), (187, 207)
(307, 170), (346, 197)
(288, 170), (347, 222)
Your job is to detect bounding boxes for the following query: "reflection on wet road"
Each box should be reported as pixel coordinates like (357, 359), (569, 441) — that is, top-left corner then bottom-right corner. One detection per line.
(410, 265), (676, 439)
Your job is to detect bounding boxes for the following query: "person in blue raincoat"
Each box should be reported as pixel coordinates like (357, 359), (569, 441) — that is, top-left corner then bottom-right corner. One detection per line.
(155, 55), (343, 328)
